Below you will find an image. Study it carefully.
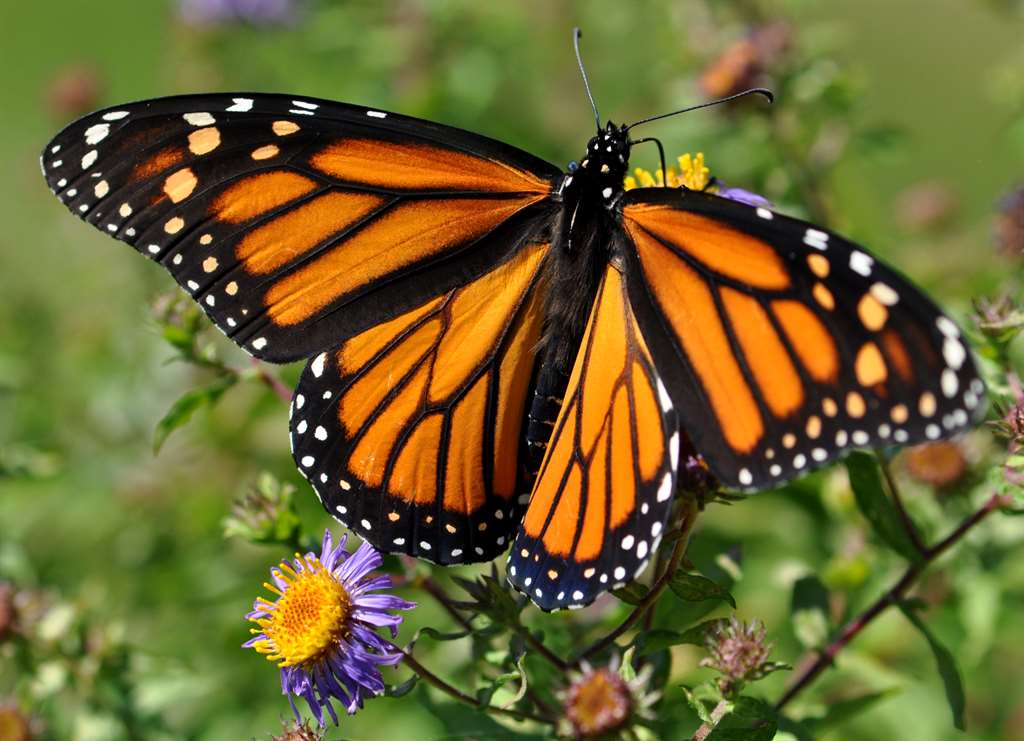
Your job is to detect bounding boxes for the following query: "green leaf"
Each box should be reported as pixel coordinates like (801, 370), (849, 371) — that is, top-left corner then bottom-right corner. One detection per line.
(900, 604), (966, 730)
(845, 452), (922, 562)
(612, 580), (649, 605)
(669, 572), (736, 608)
(384, 674), (419, 698)
(790, 576), (830, 649)
(618, 646), (637, 683)
(705, 696), (778, 741)
(152, 376), (236, 453)
(633, 619), (727, 657)
(803, 688), (901, 732)
(681, 684), (716, 724)
(452, 565), (525, 628)
(410, 626), (472, 646)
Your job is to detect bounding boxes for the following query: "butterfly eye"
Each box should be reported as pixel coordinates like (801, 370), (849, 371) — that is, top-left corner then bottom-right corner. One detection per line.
(567, 160), (579, 173)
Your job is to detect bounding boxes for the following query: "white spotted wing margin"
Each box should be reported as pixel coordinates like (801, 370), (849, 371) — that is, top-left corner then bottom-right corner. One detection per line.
(620, 186), (985, 493)
(507, 266), (680, 612)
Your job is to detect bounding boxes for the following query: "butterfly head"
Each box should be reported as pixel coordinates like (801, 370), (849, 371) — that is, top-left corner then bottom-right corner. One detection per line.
(573, 122), (630, 203)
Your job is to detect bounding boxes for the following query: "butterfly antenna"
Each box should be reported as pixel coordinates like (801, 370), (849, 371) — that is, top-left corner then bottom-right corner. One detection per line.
(573, 28), (601, 132)
(625, 87), (774, 132)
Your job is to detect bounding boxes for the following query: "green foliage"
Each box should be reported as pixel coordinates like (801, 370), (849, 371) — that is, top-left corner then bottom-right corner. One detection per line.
(153, 375), (237, 453)
(669, 571), (737, 608)
(845, 452), (923, 561)
(900, 604), (967, 731)
(3, 0), (1024, 739)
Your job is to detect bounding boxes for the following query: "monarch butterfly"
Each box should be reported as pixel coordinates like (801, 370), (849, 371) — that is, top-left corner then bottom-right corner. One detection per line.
(41, 30), (982, 611)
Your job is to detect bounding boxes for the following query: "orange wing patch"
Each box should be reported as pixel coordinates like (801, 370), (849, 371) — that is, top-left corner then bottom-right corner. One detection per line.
(627, 222), (764, 454)
(509, 267), (678, 611)
(291, 241), (549, 565)
(265, 195), (544, 326)
(211, 171), (320, 224)
(624, 204), (790, 290)
(311, 139), (552, 194)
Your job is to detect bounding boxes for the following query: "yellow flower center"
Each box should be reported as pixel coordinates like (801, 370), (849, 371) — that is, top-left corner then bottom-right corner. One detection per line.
(624, 152), (711, 192)
(250, 555), (352, 668)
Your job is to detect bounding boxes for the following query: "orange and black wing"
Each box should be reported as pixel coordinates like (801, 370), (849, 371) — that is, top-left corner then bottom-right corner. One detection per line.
(620, 187), (984, 491)
(40, 93), (560, 362)
(290, 240), (549, 564)
(507, 265), (678, 610)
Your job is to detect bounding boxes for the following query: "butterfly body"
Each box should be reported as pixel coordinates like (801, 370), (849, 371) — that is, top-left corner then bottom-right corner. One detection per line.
(42, 89), (983, 612)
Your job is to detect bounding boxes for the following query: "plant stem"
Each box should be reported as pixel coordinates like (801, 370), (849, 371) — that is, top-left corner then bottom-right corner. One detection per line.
(574, 498), (700, 665)
(394, 644), (553, 725)
(776, 492), (1010, 711)
(878, 452), (928, 556)
(420, 577), (474, 632)
(691, 699), (731, 741)
(250, 358), (293, 404)
(514, 624), (572, 672)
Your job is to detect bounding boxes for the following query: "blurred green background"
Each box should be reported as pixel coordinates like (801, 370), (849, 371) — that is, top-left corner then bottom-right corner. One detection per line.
(2, 1), (1024, 739)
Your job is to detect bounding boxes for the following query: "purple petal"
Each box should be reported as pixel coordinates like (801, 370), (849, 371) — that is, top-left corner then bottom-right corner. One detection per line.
(717, 186), (772, 208)
(353, 594), (416, 612)
(334, 542), (382, 585)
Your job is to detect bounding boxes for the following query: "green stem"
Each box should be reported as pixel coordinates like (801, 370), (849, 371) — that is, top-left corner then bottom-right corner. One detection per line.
(394, 644), (554, 725)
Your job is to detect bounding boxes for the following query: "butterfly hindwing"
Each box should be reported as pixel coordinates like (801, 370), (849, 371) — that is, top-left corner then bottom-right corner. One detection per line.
(290, 241), (550, 564)
(507, 264), (678, 610)
(620, 187), (984, 490)
(41, 93), (560, 363)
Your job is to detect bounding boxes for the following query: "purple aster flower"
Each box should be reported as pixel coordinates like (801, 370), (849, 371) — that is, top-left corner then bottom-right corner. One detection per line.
(245, 530), (415, 727)
(716, 185), (773, 209)
(179, 0), (299, 26)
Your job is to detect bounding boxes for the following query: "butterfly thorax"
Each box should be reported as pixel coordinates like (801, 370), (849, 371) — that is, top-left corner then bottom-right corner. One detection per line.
(543, 122), (631, 372)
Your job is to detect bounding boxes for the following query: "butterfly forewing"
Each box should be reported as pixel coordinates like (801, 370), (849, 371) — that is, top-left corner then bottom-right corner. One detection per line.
(620, 187), (984, 490)
(507, 265), (678, 610)
(41, 93), (560, 363)
(290, 240), (550, 564)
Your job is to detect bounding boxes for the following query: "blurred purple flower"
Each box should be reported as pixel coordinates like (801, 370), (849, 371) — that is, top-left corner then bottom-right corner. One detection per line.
(717, 185), (773, 209)
(996, 185), (1024, 260)
(179, 0), (299, 26)
(245, 530), (415, 727)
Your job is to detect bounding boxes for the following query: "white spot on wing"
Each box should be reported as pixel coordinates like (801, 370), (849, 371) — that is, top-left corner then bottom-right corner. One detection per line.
(81, 150), (98, 169)
(366, 110), (387, 118)
(656, 472), (673, 501)
(656, 378), (672, 411)
(943, 338), (966, 370)
(84, 123), (110, 145)
(311, 352), (327, 377)
(804, 228), (828, 250)
(936, 316), (960, 339)
(102, 110), (129, 121)
(756, 207), (773, 220)
(850, 251), (874, 276)
(183, 112), (216, 126)
(226, 97), (254, 112)
(941, 368), (959, 398)
(292, 100), (318, 110)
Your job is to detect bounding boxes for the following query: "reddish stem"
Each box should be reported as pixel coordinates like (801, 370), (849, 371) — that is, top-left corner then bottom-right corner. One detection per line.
(250, 358), (292, 404)
(776, 493), (1011, 711)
